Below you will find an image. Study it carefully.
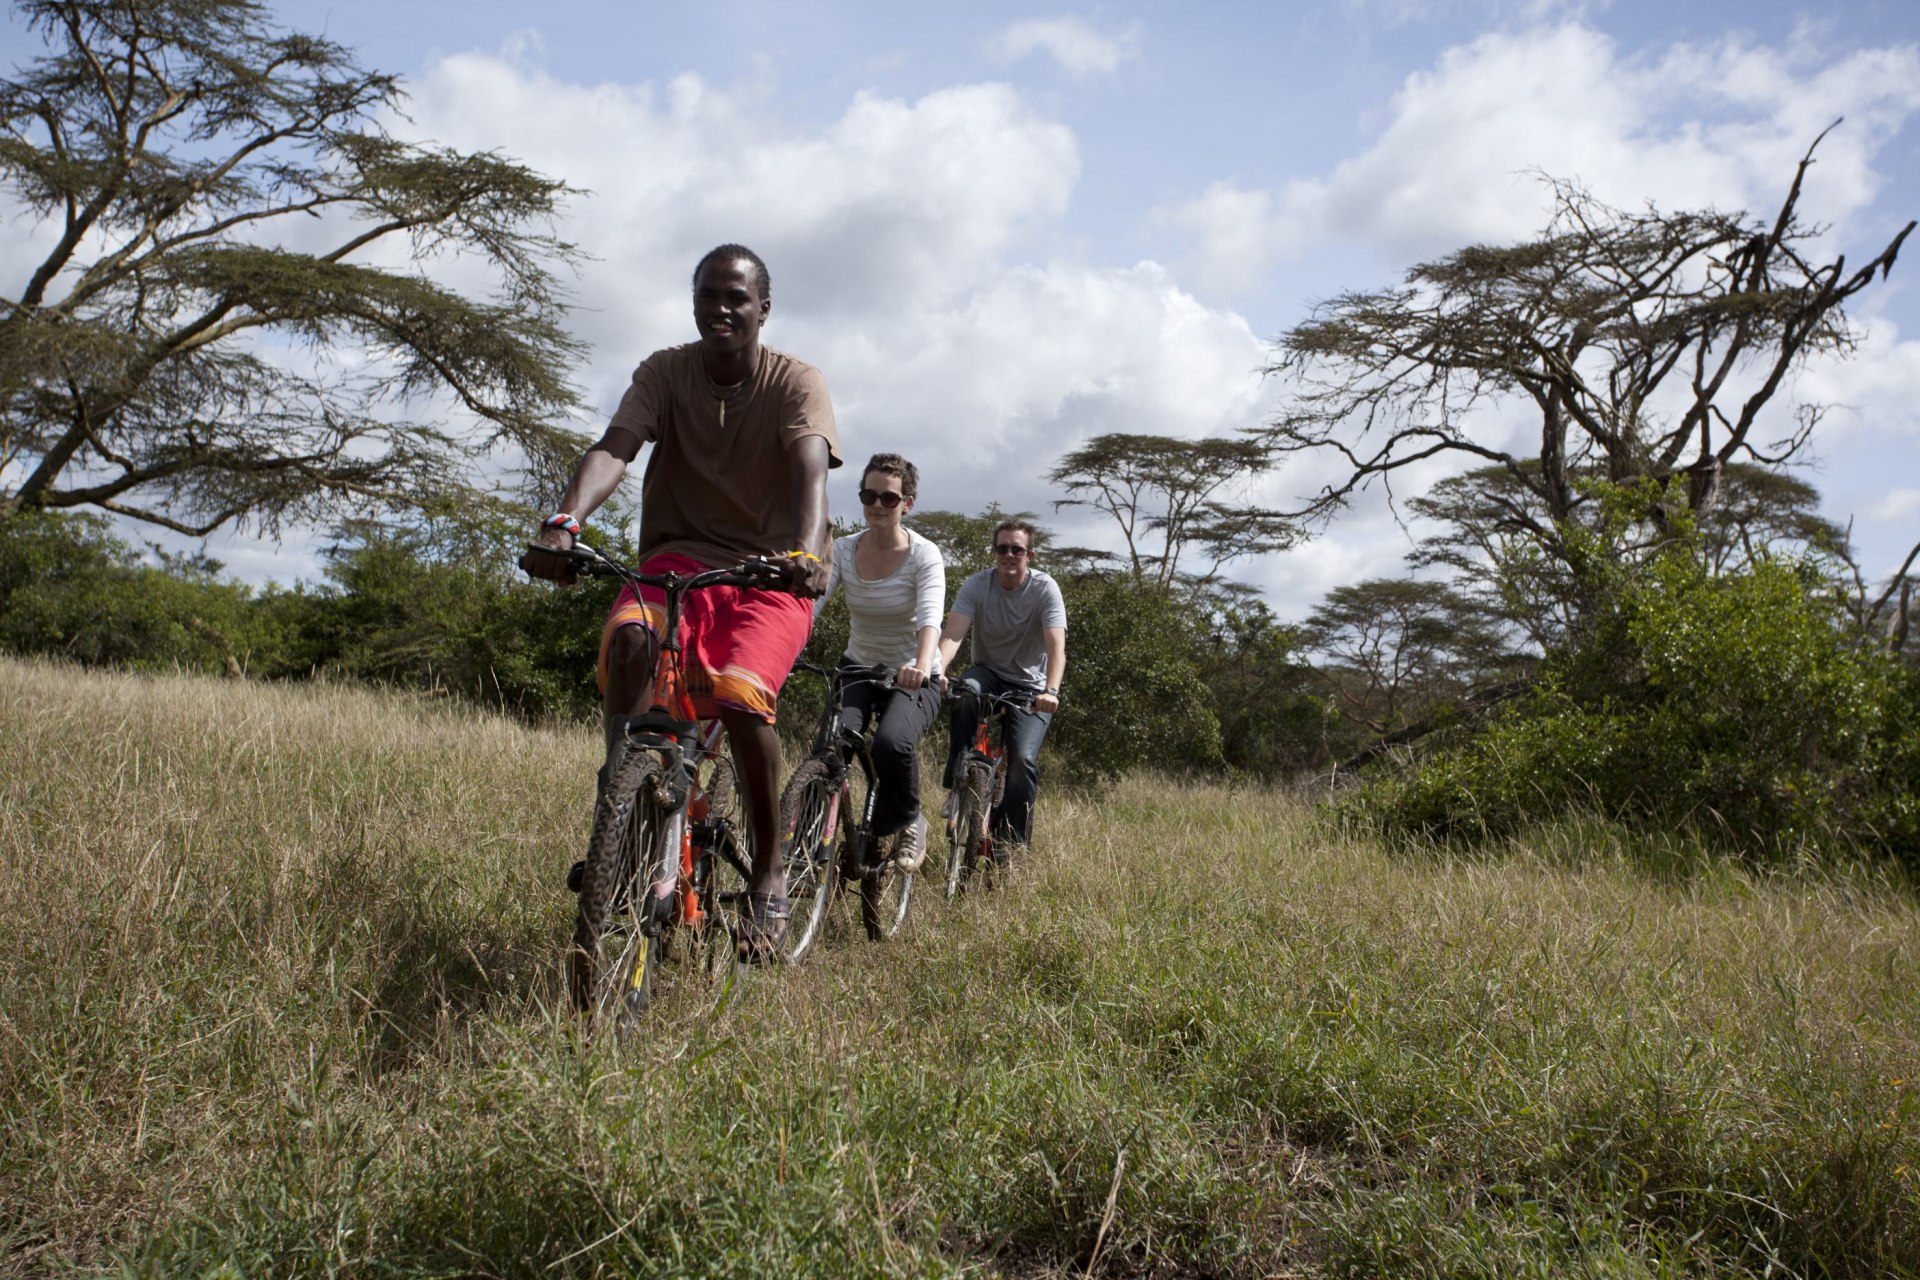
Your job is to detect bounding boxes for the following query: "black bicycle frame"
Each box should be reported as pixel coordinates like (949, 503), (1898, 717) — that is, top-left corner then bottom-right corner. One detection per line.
(792, 660), (898, 876)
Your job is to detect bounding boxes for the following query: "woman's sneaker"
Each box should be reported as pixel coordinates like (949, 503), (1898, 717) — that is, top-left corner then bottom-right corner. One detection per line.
(894, 813), (928, 871)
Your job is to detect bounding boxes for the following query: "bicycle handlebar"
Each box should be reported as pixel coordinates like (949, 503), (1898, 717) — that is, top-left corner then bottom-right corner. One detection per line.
(525, 542), (793, 592)
(945, 683), (1038, 712)
(793, 659), (899, 691)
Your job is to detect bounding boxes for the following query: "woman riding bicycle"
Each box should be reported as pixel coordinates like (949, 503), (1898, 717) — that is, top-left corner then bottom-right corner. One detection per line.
(816, 452), (946, 872)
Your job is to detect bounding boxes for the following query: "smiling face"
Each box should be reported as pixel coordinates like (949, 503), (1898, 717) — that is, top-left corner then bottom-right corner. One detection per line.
(692, 257), (770, 369)
(991, 526), (1033, 588)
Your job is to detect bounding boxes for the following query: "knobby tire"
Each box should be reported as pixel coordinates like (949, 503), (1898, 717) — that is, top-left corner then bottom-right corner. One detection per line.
(779, 756), (838, 962)
(944, 763), (992, 901)
(571, 753), (669, 1033)
(857, 774), (913, 943)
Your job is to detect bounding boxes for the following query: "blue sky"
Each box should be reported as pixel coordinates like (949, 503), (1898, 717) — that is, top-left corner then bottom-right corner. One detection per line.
(8, 0), (1920, 618)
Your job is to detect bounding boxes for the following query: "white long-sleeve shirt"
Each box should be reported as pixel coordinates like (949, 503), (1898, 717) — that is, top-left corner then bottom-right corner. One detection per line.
(819, 528), (947, 672)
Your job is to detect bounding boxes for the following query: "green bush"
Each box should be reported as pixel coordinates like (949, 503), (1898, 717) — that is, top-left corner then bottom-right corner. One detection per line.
(1047, 573), (1223, 783)
(1, 506), (1326, 780)
(1201, 602), (1338, 777)
(1353, 500), (1920, 868)
(314, 517), (611, 719)
(0, 508), (313, 677)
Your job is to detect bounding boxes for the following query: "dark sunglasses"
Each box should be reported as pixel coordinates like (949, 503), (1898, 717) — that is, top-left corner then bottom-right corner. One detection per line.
(992, 543), (1030, 557)
(859, 488), (904, 509)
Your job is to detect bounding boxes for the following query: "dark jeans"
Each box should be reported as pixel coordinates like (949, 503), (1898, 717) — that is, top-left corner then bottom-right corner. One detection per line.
(836, 657), (942, 837)
(942, 665), (1053, 847)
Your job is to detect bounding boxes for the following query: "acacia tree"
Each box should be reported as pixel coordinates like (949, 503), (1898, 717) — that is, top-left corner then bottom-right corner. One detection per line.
(1262, 131), (1912, 601)
(1408, 460), (1852, 650)
(1301, 577), (1511, 735)
(905, 503), (1040, 579)
(1047, 431), (1296, 594)
(0, 0), (586, 536)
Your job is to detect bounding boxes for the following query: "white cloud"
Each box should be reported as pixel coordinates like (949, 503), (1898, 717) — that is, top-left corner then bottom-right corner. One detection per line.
(1872, 489), (1920, 522)
(1147, 181), (1283, 298)
(388, 53), (1082, 413)
(792, 260), (1272, 515)
(382, 48), (1277, 559)
(1155, 23), (1920, 286)
(987, 16), (1139, 79)
(19, 15), (1919, 612)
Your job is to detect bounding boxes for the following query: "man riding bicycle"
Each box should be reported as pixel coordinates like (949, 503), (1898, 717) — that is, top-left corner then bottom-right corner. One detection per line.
(935, 519), (1067, 859)
(523, 244), (840, 959)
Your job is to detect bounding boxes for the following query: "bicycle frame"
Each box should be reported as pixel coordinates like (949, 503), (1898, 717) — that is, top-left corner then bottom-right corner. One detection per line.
(945, 685), (1034, 894)
(795, 660), (896, 876)
(548, 542), (786, 1019)
(779, 660), (915, 957)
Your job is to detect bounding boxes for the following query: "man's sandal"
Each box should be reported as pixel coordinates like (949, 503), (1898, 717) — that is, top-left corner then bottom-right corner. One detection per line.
(737, 891), (790, 964)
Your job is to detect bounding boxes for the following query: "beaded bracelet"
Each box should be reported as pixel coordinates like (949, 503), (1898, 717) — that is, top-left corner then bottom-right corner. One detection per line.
(543, 512), (581, 537)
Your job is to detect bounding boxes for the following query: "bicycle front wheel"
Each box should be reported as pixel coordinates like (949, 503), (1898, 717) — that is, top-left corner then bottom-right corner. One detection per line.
(571, 753), (669, 1031)
(778, 757), (840, 962)
(861, 843), (913, 940)
(944, 764), (992, 902)
(857, 768), (910, 941)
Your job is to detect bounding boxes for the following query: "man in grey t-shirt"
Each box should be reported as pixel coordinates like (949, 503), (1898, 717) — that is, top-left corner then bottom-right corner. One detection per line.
(934, 518), (1068, 851)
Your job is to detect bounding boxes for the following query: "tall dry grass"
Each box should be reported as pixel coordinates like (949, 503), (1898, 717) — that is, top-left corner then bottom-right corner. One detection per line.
(2, 655), (1917, 1277)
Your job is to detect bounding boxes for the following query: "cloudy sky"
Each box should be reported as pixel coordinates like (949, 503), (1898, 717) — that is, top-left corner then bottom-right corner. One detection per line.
(9, 0), (1920, 618)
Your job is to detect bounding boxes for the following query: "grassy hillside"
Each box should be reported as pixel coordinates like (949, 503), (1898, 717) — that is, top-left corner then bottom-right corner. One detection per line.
(2, 655), (1917, 1278)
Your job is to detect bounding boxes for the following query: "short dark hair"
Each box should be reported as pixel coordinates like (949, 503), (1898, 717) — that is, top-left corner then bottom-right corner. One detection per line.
(861, 452), (918, 502)
(993, 518), (1038, 550)
(692, 244), (771, 299)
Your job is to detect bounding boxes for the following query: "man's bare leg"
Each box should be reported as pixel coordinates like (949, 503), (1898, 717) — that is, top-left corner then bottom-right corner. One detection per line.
(600, 623), (658, 781)
(719, 706), (785, 898)
(603, 623), (659, 715)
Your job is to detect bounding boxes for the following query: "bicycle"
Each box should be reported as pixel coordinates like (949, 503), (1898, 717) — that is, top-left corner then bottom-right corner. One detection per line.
(943, 685), (1038, 900)
(541, 541), (790, 1034)
(776, 661), (920, 960)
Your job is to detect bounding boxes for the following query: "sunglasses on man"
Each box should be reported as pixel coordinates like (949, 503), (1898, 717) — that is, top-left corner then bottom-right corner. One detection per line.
(858, 488), (904, 509)
(992, 543), (1029, 558)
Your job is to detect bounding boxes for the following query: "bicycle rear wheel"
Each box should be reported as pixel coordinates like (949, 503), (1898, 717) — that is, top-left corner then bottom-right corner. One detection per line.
(571, 753), (669, 1030)
(778, 756), (840, 962)
(691, 817), (750, 999)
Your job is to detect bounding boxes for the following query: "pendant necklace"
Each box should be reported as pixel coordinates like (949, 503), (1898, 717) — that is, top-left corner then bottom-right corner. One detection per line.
(705, 356), (752, 427)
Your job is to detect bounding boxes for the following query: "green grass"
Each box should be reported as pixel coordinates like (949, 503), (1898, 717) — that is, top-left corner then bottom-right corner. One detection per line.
(2, 655), (1917, 1277)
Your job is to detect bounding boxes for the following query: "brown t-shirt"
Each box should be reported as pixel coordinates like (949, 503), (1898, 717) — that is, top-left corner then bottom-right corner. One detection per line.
(607, 343), (843, 567)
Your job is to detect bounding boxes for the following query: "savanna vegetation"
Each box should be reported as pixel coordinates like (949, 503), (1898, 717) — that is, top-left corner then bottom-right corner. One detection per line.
(4, 657), (1917, 1278)
(8, 3), (1920, 1274)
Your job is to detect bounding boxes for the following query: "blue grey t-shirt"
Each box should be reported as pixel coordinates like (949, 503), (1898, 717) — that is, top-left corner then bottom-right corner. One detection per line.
(952, 567), (1068, 689)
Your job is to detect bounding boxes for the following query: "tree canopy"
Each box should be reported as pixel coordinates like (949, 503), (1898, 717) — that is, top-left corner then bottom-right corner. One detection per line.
(1302, 577), (1513, 735)
(1263, 131), (1912, 579)
(0, 0), (587, 536)
(1047, 432), (1295, 595)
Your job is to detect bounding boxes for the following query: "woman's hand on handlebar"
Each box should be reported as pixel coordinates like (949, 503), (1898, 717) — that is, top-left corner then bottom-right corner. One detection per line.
(895, 661), (929, 692)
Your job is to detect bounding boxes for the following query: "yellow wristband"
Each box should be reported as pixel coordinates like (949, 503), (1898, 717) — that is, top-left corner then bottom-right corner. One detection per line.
(782, 548), (821, 563)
